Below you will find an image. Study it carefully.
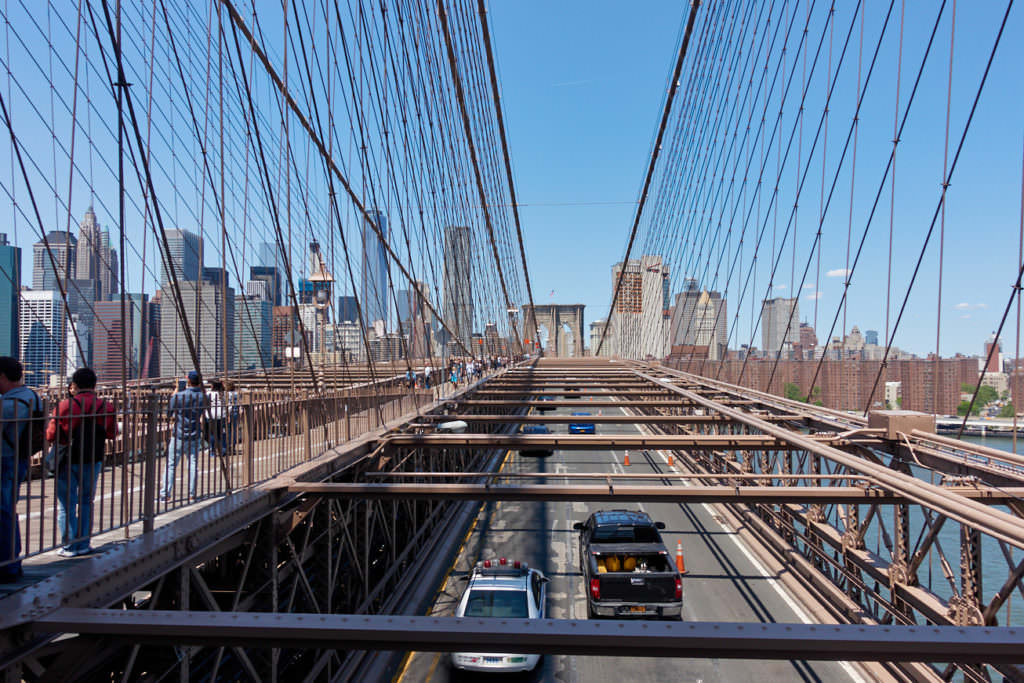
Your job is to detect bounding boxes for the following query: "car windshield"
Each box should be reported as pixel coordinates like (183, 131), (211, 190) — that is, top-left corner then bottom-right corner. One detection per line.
(592, 524), (660, 544)
(464, 589), (529, 618)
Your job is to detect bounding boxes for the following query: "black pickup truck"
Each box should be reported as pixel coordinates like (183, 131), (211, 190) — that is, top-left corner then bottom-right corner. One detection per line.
(574, 509), (683, 619)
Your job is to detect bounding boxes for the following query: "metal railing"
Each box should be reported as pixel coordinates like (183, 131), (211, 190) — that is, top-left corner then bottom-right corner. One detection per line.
(0, 367), (491, 570)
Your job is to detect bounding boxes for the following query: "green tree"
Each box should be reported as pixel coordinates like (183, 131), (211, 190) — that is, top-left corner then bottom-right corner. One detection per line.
(976, 385), (998, 407)
(961, 383), (976, 394)
(957, 401), (972, 416)
(784, 382), (803, 401)
(999, 402), (1015, 418)
(783, 382), (820, 403)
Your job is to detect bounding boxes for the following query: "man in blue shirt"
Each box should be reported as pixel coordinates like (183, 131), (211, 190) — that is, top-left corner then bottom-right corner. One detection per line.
(160, 371), (208, 502)
(0, 357), (41, 582)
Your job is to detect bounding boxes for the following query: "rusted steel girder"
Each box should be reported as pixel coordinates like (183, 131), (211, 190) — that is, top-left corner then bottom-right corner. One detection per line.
(31, 609), (1024, 664)
(453, 399), (699, 408)
(633, 369), (1024, 550)
(282, 482), (1024, 505)
(379, 433), (832, 450)
(475, 389), (680, 397)
(414, 413), (807, 424)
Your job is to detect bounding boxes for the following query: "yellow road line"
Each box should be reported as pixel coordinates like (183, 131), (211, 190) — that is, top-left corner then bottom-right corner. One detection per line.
(424, 653), (441, 682)
(395, 448), (513, 682)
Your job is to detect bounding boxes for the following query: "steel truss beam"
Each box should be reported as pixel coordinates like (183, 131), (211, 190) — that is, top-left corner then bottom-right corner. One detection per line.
(31, 609), (1024, 664)
(455, 399), (715, 408)
(632, 370), (1024, 550)
(379, 433), (842, 450)
(283, 482), (1024, 504)
(414, 413), (807, 424)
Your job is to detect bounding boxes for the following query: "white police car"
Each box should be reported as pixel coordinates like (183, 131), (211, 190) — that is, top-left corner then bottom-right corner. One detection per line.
(451, 558), (548, 673)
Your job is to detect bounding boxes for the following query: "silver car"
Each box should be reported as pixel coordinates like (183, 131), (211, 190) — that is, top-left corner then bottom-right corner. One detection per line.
(451, 559), (548, 673)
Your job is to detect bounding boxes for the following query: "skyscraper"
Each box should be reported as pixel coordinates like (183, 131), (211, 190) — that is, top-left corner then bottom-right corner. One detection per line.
(93, 294), (148, 382)
(258, 241), (278, 269)
(401, 281), (432, 359)
(361, 210), (389, 328)
(0, 234), (21, 357)
(32, 231), (76, 291)
(19, 289), (65, 386)
(443, 225), (473, 351)
(589, 319), (609, 356)
(93, 300), (132, 382)
(337, 295), (359, 323)
(397, 288), (413, 329)
(610, 255), (668, 360)
(160, 278), (235, 378)
(65, 278), (97, 365)
(160, 229), (201, 287)
(235, 294), (272, 370)
(761, 297), (800, 355)
(669, 279), (728, 360)
(249, 265), (282, 306)
(75, 206), (117, 300)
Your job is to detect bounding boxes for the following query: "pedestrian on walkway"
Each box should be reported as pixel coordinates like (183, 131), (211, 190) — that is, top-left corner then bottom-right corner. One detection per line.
(160, 371), (208, 502)
(423, 365), (432, 389)
(204, 379), (227, 458)
(223, 379), (240, 456)
(0, 357), (42, 580)
(46, 367), (118, 557)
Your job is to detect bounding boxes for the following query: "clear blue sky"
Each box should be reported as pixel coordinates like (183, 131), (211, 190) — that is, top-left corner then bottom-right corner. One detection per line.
(3, 1), (1023, 360)
(489, 1), (1024, 359)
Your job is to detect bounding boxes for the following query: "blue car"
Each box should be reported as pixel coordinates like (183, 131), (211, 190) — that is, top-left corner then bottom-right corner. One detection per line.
(519, 424), (554, 456)
(568, 412), (595, 434)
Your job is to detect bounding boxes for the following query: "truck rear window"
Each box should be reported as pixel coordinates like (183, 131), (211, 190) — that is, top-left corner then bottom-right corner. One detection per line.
(464, 590), (529, 618)
(592, 525), (660, 543)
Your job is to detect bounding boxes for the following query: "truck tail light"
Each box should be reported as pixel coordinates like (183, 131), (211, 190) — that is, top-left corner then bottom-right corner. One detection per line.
(675, 577), (682, 600)
(590, 578), (601, 601)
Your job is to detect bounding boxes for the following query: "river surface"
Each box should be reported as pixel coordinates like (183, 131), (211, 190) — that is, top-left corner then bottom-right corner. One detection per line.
(873, 434), (1022, 626)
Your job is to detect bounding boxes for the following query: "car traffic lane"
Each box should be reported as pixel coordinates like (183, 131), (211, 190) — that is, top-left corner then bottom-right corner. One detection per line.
(400, 397), (860, 683)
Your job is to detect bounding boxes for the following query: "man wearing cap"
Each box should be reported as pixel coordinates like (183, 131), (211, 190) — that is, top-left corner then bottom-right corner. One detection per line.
(160, 371), (208, 501)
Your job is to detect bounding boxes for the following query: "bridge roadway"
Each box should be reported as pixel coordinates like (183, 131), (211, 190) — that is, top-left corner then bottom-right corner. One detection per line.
(398, 397), (863, 683)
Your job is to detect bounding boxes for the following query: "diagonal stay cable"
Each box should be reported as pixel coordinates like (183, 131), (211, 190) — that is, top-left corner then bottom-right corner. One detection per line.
(435, 0), (522, 353)
(219, 0), (473, 358)
(476, 0), (538, 352)
(865, 0), (1014, 417)
(596, 0), (700, 358)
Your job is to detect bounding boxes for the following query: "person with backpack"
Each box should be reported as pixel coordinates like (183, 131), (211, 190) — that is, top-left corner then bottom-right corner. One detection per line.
(45, 368), (117, 557)
(0, 357), (43, 581)
(161, 371), (208, 502)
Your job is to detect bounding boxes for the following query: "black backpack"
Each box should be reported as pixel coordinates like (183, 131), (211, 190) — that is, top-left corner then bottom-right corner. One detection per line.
(2, 389), (45, 462)
(66, 395), (110, 464)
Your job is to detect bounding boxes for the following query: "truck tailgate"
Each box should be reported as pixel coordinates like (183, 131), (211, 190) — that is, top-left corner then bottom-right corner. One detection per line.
(598, 572), (677, 602)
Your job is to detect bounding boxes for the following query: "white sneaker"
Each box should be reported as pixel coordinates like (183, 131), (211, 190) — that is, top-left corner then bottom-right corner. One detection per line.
(57, 548), (76, 558)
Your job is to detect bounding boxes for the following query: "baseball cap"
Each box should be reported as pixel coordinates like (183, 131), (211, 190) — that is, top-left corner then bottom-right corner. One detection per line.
(187, 370), (201, 383)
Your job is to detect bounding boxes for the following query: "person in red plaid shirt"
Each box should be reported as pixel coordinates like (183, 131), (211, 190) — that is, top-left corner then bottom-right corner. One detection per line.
(45, 368), (118, 557)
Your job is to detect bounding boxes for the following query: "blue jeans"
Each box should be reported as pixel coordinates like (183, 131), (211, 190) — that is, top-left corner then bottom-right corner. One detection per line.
(0, 455), (27, 577)
(56, 459), (103, 553)
(162, 434), (201, 499)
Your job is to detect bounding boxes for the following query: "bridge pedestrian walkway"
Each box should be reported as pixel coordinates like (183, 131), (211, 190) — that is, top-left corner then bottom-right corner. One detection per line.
(1, 375), (476, 593)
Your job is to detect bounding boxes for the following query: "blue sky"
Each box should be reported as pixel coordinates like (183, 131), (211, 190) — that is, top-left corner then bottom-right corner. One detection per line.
(2, 1), (1023, 360)
(489, 1), (1024, 358)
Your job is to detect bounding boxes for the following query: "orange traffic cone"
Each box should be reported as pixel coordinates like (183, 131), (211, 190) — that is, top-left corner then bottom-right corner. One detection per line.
(623, 451), (631, 467)
(667, 452), (674, 467)
(676, 540), (687, 574)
